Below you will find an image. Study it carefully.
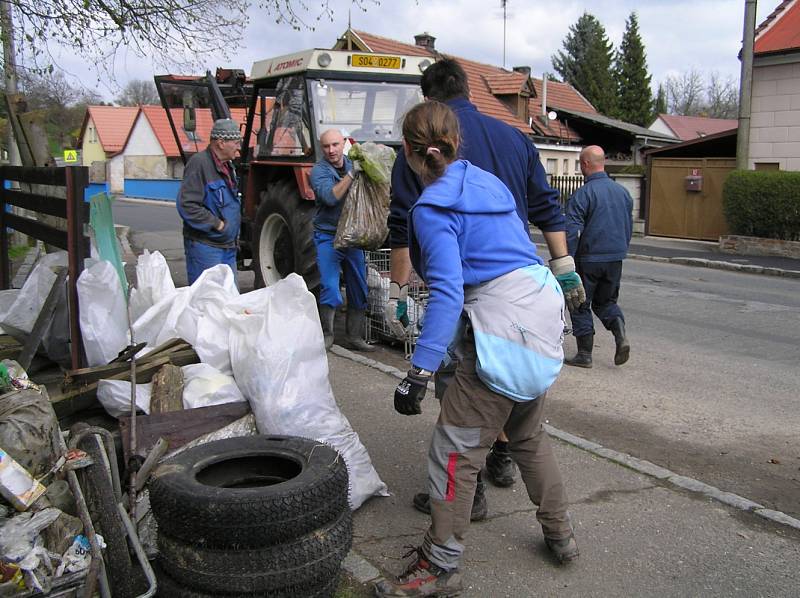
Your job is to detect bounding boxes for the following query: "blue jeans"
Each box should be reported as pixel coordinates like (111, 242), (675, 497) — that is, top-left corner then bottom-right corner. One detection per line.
(184, 237), (237, 286)
(570, 260), (624, 337)
(313, 230), (368, 310)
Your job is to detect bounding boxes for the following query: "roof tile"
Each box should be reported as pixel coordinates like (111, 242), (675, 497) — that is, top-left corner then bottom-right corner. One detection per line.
(656, 114), (737, 141)
(84, 106), (139, 155)
(754, 0), (800, 55)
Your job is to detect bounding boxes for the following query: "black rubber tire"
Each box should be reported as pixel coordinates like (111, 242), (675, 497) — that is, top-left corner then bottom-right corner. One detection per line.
(252, 180), (318, 292)
(72, 427), (134, 598)
(157, 508), (352, 594)
(155, 562), (340, 597)
(149, 435), (349, 548)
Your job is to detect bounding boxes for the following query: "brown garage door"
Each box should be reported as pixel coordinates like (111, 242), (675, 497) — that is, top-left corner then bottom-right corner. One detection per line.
(648, 158), (735, 240)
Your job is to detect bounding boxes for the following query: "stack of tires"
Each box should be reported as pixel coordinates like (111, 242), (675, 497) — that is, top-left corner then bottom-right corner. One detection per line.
(148, 435), (352, 597)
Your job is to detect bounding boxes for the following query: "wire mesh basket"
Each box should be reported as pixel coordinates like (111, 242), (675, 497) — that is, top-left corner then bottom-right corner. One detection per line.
(365, 249), (428, 359)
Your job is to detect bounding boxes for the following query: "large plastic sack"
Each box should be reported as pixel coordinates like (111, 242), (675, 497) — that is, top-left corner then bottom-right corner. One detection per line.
(334, 143), (395, 250)
(228, 274), (388, 510)
(0, 387), (55, 478)
(0, 253), (72, 367)
(77, 260), (129, 367)
(182, 363), (246, 410)
(97, 380), (151, 417)
(128, 250), (176, 322)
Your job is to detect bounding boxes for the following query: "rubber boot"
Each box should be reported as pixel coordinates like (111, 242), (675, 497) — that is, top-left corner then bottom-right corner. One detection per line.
(344, 309), (375, 352)
(564, 334), (593, 368)
(319, 305), (335, 350)
(610, 317), (630, 365)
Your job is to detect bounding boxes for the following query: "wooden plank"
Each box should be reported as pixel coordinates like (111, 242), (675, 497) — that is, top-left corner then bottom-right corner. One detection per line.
(0, 165), (67, 186)
(3, 213), (69, 250)
(2, 189), (68, 218)
(119, 402), (251, 458)
(144, 338), (189, 357)
(163, 348), (200, 367)
(66, 166), (88, 370)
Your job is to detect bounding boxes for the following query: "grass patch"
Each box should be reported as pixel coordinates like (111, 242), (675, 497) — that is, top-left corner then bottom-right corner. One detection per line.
(8, 245), (31, 261)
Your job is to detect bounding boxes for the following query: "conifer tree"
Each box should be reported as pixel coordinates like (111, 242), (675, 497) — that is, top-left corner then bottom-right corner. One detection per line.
(654, 84), (668, 116)
(552, 13), (617, 116)
(613, 12), (653, 126)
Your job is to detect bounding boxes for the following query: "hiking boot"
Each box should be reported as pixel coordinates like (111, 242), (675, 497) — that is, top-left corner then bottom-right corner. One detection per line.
(485, 446), (516, 487)
(373, 547), (463, 597)
(544, 533), (580, 564)
(344, 309), (375, 352)
(412, 479), (488, 522)
(564, 334), (593, 368)
(609, 318), (630, 365)
(319, 304), (335, 350)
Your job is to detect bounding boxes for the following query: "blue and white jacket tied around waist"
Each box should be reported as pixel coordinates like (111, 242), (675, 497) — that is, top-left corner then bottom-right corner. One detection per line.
(408, 159), (564, 401)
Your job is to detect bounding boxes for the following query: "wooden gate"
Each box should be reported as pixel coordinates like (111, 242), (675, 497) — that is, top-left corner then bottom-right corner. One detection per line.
(647, 158), (735, 240)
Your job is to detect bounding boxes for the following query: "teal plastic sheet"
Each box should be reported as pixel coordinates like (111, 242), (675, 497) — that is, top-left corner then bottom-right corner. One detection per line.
(89, 192), (128, 297)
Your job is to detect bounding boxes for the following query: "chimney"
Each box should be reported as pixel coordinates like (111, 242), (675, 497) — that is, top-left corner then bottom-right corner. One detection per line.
(513, 66), (531, 77)
(414, 32), (436, 51)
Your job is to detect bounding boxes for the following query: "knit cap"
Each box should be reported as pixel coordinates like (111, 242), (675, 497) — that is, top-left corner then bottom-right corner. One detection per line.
(210, 118), (241, 140)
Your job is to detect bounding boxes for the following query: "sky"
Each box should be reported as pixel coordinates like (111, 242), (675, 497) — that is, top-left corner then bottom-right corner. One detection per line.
(50, 0), (778, 101)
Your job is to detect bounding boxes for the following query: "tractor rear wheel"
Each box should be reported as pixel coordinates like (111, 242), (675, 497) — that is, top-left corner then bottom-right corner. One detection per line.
(252, 180), (318, 292)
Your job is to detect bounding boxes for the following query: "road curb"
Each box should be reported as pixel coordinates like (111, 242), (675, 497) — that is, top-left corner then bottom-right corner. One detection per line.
(627, 252), (800, 279)
(331, 344), (800, 538)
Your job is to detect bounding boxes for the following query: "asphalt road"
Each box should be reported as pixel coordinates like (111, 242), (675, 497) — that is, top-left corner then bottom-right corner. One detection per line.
(118, 198), (800, 520)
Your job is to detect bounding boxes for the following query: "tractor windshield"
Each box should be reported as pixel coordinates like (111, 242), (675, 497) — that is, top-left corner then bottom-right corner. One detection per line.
(309, 79), (423, 145)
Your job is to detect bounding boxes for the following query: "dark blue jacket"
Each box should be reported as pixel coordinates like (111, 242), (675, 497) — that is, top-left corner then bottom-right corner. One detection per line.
(310, 156), (353, 233)
(177, 148), (240, 248)
(389, 97), (564, 247)
(566, 172), (633, 263)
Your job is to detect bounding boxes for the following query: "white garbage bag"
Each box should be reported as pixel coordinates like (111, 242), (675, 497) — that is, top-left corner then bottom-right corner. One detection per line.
(182, 363), (246, 409)
(77, 260), (129, 367)
(128, 250), (176, 322)
(228, 274), (388, 510)
(96, 380), (151, 417)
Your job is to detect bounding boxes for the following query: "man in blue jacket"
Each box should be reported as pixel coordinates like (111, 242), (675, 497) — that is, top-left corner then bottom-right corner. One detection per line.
(387, 58), (581, 564)
(309, 129), (373, 352)
(565, 145), (633, 368)
(177, 118), (242, 285)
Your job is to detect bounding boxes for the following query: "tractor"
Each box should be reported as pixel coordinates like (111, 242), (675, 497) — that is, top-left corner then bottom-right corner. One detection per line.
(155, 49), (429, 291)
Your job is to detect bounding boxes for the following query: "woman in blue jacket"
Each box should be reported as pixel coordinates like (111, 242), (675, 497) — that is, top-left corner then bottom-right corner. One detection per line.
(376, 102), (576, 598)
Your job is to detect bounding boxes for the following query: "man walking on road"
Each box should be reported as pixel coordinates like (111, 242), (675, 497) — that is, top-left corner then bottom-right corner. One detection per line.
(386, 58), (582, 563)
(309, 129), (373, 352)
(565, 145), (633, 368)
(177, 118), (242, 285)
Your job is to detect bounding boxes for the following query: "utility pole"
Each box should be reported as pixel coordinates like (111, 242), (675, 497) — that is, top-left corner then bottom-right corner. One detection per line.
(0, 1), (20, 167)
(736, 0), (757, 170)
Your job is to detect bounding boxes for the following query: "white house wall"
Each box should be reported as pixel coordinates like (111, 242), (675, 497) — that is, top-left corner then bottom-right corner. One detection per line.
(537, 144), (583, 176)
(749, 60), (800, 171)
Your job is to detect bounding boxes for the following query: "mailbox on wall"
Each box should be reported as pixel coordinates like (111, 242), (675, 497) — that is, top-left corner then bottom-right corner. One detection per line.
(685, 175), (703, 192)
(685, 168), (703, 192)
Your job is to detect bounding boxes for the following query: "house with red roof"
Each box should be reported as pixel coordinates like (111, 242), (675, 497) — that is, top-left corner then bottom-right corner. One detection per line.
(748, 0), (800, 171)
(79, 104), (253, 199)
(79, 106), (139, 193)
(649, 114), (737, 142)
(334, 30), (587, 176)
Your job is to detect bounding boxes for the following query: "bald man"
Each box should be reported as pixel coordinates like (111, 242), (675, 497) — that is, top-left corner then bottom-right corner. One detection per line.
(564, 145), (633, 368)
(309, 130), (373, 352)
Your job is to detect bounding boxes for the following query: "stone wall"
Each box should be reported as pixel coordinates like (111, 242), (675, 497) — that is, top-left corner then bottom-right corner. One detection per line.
(719, 235), (800, 258)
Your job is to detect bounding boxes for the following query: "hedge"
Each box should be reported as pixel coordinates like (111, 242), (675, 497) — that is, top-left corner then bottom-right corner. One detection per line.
(722, 170), (800, 241)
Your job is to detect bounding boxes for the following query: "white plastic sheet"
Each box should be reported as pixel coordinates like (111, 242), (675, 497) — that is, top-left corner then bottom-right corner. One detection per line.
(229, 274), (388, 510)
(77, 260), (129, 367)
(96, 380), (152, 417)
(182, 363), (246, 409)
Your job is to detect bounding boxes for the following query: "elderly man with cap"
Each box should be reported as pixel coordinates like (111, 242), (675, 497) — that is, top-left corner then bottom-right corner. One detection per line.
(177, 118), (242, 285)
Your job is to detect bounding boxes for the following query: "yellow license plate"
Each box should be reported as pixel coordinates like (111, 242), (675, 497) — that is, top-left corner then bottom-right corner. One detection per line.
(352, 54), (402, 69)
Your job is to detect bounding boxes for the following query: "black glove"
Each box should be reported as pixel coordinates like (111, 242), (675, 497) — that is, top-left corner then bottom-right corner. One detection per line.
(394, 367), (432, 415)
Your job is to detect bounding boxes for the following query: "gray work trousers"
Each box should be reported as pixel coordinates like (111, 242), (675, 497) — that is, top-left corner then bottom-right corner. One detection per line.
(423, 329), (572, 571)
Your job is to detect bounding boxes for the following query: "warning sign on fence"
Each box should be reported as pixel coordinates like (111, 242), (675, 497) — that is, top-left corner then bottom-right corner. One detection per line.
(63, 149), (78, 163)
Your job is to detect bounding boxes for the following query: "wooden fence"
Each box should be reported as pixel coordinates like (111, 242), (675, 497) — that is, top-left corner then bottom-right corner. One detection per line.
(548, 174), (584, 209)
(0, 166), (90, 369)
